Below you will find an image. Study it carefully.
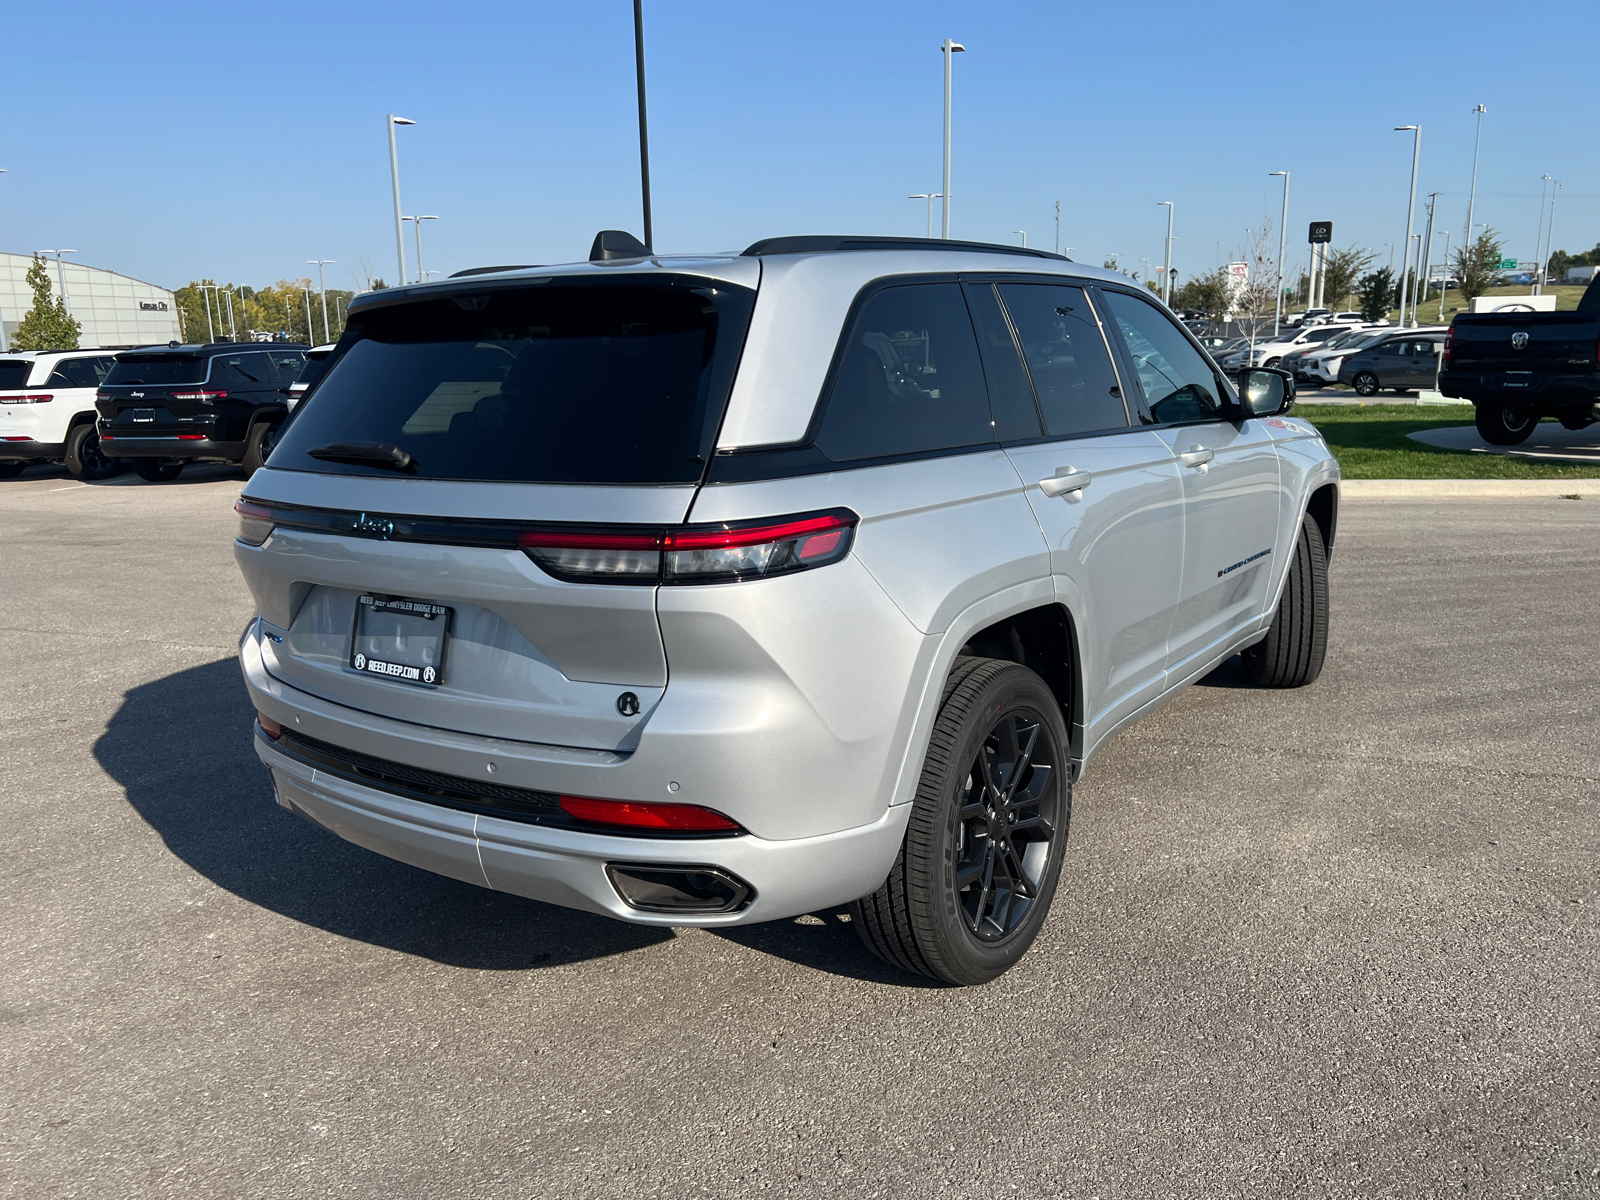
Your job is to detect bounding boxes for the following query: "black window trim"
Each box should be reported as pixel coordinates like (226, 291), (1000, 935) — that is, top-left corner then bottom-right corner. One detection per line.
(1091, 284), (1243, 431)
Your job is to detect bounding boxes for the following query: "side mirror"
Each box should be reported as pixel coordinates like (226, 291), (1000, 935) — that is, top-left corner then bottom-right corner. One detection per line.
(1237, 367), (1294, 417)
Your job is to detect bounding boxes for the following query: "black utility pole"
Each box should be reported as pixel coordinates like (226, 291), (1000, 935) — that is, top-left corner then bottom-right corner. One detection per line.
(633, 0), (653, 251)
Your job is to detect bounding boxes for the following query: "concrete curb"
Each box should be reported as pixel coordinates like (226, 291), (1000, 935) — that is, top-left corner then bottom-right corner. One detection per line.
(1342, 479), (1600, 498)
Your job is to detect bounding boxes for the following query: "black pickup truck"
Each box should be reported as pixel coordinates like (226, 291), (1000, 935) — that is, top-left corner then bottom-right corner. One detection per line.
(1438, 279), (1600, 444)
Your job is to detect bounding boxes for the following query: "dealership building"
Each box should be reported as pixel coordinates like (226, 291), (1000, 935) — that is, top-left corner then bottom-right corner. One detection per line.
(0, 251), (182, 351)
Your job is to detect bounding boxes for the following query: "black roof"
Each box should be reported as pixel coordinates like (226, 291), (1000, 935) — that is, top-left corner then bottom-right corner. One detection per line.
(742, 235), (1072, 261)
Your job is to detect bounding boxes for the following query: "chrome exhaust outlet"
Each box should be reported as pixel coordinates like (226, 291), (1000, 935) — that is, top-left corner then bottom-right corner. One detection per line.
(605, 864), (754, 915)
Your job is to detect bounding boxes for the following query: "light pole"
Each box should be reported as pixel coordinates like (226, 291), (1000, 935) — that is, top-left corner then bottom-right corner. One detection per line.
(1418, 193), (1438, 319)
(302, 287), (314, 344)
(1395, 125), (1421, 327)
(1384, 242), (1395, 271)
(387, 115), (416, 287)
(401, 217), (437, 285)
(43, 249), (76, 313)
(307, 260), (334, 343)
(1435, 231), (1452, 321)
(940, 38), (965, 239)
(198, 282), (217, 342)
(1269, 170), (1290, 336)
(0, 170), (8, 351)
(223, 286), (237, 341)
(1157, 202), (1174, 304)
(1533, 175), (1551, 295)
(1542, 181), (1561, 289)
(908, 194), (942, 238)
(1464, 104), (1486, 255)
(1013, 230), (1027, 248)
(633, 0), (653, 249)
(1054, 200), (1061, 255)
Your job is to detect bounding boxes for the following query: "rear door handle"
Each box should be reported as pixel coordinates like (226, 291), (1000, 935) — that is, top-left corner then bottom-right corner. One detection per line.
(1178, 446), (1215, 470)
(1039, 468), (1092, 497)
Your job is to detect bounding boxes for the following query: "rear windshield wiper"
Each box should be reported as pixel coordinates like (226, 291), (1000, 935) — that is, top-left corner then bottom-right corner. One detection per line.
(305, 442), (418, 474)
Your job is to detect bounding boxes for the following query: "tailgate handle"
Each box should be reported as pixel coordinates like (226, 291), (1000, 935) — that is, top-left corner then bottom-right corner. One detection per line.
(1039, 468), (1092, 497)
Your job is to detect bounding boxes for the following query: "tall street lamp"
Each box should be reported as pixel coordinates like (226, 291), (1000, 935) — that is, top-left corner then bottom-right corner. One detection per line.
(302, 287), (315, 344)
(402, 216), (437, 286)
(1269, 171), (1290, 336)
(1464, 104), (1487, 254)
(387, 115), (416, 287)
(307, 260), (335, 343)
(222, 286), (238, 341)
(1055, 200), (1061, 256)
(908, 194), (942, 238)
(1435, 231), (1452, 321)
(1395, 125), (1421, 328)
(940, 39), (965, 239)
(1157, 202), (1174, 304)
(1542, 181), (1562, 290)
(43, 249), (76, 313)
(0, 170), (8, 351)
(1533, 174), (1551, 295)
(1013, 230), (1027, 248)
(198, 282), (217, 342)
(634, 0), (653, 250)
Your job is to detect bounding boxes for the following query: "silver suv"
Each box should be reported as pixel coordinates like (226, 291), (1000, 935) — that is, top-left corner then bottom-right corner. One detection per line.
(235, 233), (1339, 985)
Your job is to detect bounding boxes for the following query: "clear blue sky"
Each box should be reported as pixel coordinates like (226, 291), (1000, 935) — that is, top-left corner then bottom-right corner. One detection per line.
(5, 0), (1597, 293)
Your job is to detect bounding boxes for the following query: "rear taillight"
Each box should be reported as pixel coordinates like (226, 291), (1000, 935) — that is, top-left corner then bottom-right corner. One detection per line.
(559, 795), (741, 833)
(1443, 326), (1454, 369)
(518, 509), (857, 585)
(235, 499), (275, 546)
(170, 390), (228, 402)
(0, 394), (53, 405)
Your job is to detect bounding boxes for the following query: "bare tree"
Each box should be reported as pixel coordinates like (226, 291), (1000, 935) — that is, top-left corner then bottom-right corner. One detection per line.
(353, 254), (381, 294)
(1232, 219), (1280, 341)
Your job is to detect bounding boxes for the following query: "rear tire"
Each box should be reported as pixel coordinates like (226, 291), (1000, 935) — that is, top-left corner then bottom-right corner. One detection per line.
(132, 459), (184, 483)
(1243, 513), (1328, 688)
(852, 657), (1070, 986)
(242, 419), (279, 475)
(1352, 372), (1379, 397)
(1475, 400), (1538, 446)
(65, 424), (117, 480)
(0, 461), (25, 479)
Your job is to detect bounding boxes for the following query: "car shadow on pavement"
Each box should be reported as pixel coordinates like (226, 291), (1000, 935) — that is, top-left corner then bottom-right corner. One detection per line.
(94, 658), (672, 970)
(708, 914), (942, 988)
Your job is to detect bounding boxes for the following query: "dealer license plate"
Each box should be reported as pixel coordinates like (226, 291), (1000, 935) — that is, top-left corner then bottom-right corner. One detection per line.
(349, 594), (452, 687)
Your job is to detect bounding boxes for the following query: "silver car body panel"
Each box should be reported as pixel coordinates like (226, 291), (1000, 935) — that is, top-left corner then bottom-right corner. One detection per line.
(235, 245), (1339, 925)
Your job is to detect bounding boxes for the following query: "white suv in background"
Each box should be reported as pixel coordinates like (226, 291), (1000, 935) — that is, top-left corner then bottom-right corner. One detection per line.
(0, 349), (123, 479)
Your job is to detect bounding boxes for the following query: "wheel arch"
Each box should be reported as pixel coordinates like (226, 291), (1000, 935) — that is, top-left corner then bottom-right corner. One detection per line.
(1306, 482), (1338, 560)
(955, 602), (1084, 769)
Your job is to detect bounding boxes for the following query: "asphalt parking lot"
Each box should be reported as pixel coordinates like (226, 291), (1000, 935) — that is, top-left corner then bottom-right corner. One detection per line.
(3, 468), (1597, 1199)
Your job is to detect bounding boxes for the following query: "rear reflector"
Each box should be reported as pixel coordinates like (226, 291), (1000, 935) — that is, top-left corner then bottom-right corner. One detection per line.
(256, 712), (283, 739)
(2, 436), (32, 442)
(518, 509), (857, 585)
(559, 795), (741, 832)
(235, 499), (275, 546)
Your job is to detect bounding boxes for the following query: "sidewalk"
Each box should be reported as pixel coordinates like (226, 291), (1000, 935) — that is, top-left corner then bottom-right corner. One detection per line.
(1343, 479), (1600, 498)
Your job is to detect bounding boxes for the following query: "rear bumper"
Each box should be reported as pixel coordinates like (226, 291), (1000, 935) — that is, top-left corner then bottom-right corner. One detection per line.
(256, 731), (906, 926)
(0, 439), (65, 460)
(97, 434), (245, 460)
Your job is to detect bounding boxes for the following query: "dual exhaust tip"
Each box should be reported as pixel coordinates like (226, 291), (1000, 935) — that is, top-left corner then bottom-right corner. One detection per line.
(606, 864), (753, 915)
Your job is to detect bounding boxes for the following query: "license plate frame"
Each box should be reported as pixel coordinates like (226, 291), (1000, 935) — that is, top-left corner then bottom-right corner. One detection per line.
(131, 408), (156, 423)
(348, 594), (453, 688)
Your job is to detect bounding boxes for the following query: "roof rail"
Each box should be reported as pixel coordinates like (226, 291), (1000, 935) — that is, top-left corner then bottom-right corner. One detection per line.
(449, 264), (544, 278)
(742, 235), (1071, 261)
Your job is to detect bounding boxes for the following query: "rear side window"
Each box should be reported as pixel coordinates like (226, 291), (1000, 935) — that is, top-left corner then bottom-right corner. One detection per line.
(104, 355), (209, 386)
(816, 283), (992, 462)
(997, 284), (1128, 437)
(0, 360), (33, 389)
(47, 357), (111, 388)
(1099, 290), (1224, 425)
(292, 351), (332, 389)
(267, 352), (306, 384)
(273, 279), (753, 485)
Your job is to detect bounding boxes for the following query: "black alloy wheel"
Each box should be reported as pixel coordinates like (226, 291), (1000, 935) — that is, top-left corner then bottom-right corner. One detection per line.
(243, 419), (279, 475)
(1352, 371), (1380, 397)
(852, 657), (1069, 986)
(132, 459), (184, 483)
(1475, 399), (1539, 446)
(65, 424), (117, 481)
(952, 708), (1059, 942)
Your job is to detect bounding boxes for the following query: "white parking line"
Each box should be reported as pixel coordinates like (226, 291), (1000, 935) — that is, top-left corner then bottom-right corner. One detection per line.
(49, 484), (89, 492)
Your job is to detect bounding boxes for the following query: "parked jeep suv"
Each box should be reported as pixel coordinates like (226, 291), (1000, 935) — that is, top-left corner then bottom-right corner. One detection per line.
(95, 342), (307, 480)
(235, 233), (1339, 985)
(0, 350), (122, 478)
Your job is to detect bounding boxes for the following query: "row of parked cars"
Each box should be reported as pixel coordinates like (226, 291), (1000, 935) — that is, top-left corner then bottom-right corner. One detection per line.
(0, 341), (334, 480)
(1196, 320), (1446, 396)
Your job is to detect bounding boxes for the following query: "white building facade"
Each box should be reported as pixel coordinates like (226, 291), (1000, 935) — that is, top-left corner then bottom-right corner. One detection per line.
(0, 251), (182, 351)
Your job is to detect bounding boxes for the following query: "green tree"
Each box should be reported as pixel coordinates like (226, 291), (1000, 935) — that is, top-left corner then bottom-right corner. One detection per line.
(1452, 229), (1503, 303)
(1321, 246), (1378, 311)
(11, 254), (82, 350)
(1356, 268), (1394, 323)
(1172, 267), (1230, 325)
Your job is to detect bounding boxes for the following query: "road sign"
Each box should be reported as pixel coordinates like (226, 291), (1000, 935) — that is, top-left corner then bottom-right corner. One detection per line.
(1308, 221), (1332, 244)
(1498, 258), (1518, 270)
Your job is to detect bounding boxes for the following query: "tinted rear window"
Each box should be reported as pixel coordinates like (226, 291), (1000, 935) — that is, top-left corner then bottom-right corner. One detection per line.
(0, 360), (33, 389)
(272, 279), (753, 484)
(104, 355), (208, 386)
